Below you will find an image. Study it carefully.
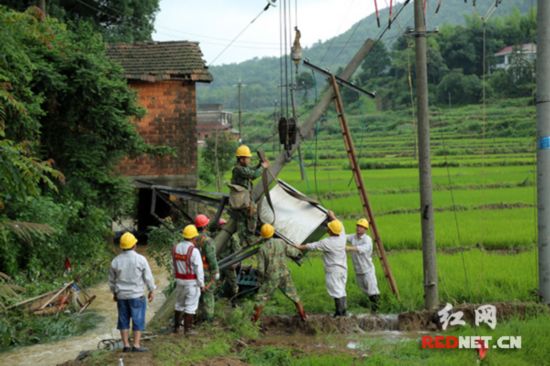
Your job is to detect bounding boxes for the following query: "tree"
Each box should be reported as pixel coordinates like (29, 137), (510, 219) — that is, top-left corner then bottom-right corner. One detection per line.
(357, 42), (391, 85)
(202, 132), (238, 191)
(296, 71), (315, 103)
(0, 0), (160, 42)
(0, 7), (155, 277)
(436, 69), (482, 106)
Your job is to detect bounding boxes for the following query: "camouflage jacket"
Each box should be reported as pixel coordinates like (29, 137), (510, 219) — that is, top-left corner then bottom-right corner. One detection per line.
(256, 238), (301, 281)
(230, 164), (264, 190)
(196, 232), (219, 275)
(217, 232), (241, 262)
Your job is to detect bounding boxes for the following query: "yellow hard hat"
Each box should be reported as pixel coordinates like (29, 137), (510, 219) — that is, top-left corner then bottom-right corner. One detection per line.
(260, 223), (275, 239)
(356, 218), (369, 229)
(327, 219), (343, 235)
(182, 224), (199, 240)
(120, 232), (138, 249)
(236, 145), (252, 158)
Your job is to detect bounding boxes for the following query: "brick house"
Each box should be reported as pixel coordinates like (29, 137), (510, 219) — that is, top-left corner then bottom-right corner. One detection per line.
(107, 41), (212, 188)
(107, 41), (212, 235)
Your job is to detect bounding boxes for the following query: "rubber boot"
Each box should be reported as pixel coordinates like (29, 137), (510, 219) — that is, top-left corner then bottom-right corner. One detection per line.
(341, 296), (347, 316)
(173, 311), (184, 334)
(184, 313), (198, 336)
(333, 298), (340, 317)
(295, 301), (307, 321)
(369, 294), (380, 312)
(334, 297), (347, 317)
(251, 305), (264, 323)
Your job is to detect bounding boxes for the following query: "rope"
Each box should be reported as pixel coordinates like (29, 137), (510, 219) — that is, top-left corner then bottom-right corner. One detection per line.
(313, 118), (325, 205)
(279, 3), (284, 117)
(440, 125), (472, 299)
(407, 39), (417, 160)
(283, 0), (289, 116)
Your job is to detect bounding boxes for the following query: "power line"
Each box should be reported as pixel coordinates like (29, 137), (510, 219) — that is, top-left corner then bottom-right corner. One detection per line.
(209, 5), (273, 65)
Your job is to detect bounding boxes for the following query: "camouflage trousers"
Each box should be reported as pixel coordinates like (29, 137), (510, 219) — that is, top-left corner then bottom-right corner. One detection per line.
(221, 267), (239, 297)
(198, 275), (216, 321)
(231, 208), (257, 246)
(254, 273), (301, 307)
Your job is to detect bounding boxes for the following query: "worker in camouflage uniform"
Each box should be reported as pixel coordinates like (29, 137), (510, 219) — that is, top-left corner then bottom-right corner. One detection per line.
(216, 218), (241, 298)
(228, 145), (269, 246)
(251, 224), (307, 322)
(194, 214), (219, 322)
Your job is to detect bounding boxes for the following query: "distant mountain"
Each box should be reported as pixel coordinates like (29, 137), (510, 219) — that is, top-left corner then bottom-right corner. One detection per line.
(198, 0), (534, 110)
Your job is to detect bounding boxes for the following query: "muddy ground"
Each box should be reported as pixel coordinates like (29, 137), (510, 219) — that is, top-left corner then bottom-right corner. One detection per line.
(57, 301), (549, 366)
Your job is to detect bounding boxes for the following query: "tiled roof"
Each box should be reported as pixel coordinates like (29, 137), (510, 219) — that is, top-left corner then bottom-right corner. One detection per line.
(494, 43), (537, 57)
(107, 41), (213, 82)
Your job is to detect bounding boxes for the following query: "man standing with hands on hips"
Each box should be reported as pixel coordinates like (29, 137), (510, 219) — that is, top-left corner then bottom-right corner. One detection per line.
(346, 218), (380, 312)
(109, 232), (156, 352)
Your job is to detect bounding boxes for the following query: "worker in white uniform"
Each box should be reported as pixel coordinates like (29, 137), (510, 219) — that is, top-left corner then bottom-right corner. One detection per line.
(297, 210), (348, 317)
(346, 218), (380, 312)
(173, 224), (205, 335)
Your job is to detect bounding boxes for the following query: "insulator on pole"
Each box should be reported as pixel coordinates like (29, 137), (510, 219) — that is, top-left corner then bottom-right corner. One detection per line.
(291, 27), (302, 66)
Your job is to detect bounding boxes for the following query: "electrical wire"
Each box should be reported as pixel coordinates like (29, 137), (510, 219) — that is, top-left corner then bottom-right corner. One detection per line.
(209, 5), (273, 65)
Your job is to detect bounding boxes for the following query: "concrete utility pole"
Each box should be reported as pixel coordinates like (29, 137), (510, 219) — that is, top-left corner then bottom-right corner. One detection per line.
(414, 0), (438, 310)
(537, 0), (550, 304)
(237, 81), (243, 142)
(38, 0), (46, 14)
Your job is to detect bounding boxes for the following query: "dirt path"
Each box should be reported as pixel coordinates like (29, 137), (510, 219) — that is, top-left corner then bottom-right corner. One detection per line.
(0, 248), (169, 366)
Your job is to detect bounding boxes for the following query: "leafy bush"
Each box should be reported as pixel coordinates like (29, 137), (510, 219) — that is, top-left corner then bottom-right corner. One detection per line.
(436, 69), (483, 105)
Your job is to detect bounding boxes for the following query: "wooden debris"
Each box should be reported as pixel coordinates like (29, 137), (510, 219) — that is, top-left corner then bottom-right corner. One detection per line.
(7, 280), (95, 315)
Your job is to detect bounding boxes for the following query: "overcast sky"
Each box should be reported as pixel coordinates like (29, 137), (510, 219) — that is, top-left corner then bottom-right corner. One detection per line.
(153, 0), (393, 66)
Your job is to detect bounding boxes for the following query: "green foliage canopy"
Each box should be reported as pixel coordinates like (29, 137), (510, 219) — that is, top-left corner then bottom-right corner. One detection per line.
(0, 6), (152, 281)
(0, 0), (160, 42)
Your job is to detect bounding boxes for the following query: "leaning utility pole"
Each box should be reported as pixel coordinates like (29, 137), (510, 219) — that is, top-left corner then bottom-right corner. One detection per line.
(537, 0), (550, 304)
(213, 39), (376, 254)
(414, 0), (438, 310)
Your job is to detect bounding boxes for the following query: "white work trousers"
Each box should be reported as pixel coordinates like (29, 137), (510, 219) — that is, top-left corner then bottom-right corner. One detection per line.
(174, 283), (201, 314)
(356, 271), (379, 296)
(325, 270), (347, 298)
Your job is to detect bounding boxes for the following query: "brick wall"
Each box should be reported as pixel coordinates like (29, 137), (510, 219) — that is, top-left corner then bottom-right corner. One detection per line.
(118, 80), (197, 187)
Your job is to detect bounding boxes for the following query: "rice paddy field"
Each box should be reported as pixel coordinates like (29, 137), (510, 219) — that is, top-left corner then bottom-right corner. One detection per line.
(251, 98), (538, 252)
(150, 97), (548, 365)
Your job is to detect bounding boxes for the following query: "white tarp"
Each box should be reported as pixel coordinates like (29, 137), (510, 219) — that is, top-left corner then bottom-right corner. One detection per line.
(258, 181), (327, 244)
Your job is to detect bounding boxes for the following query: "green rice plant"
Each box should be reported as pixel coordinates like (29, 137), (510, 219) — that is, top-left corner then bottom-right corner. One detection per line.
(262, 249), (540, 315)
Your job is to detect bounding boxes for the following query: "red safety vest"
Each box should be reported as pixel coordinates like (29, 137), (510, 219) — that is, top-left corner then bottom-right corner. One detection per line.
(172, 244), (197, 280)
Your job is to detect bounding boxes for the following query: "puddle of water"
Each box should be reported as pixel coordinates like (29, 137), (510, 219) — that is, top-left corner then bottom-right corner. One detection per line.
(0, 247), (169, 366)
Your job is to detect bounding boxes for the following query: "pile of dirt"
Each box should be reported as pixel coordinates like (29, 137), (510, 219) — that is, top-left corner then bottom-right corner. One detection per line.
(260, 313), (399, 335)
(260, 302), (549, 334)
(195, 357), (249, 366)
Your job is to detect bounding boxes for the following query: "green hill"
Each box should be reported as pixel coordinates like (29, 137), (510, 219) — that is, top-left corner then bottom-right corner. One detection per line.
(198, 0), (533, 110)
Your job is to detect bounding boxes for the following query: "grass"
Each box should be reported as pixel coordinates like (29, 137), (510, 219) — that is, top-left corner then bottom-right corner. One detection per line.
(0, 311), (103, 351)
(257, 249), (540, 315)
(167, 98), (548, 364)
(355, 315), (550, 365)
(77, 313), (550, 365)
